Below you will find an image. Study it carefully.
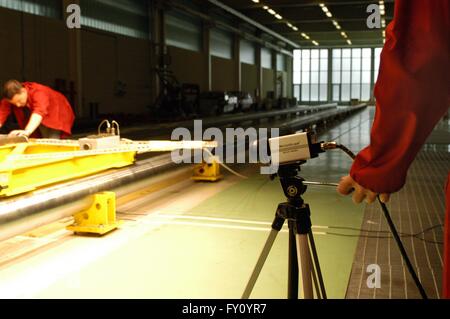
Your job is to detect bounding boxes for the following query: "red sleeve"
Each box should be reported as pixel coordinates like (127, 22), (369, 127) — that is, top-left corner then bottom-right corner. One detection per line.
(29, 90), (50, 118)
(0, 99), (12, 125)
(350, 0), (450, 194)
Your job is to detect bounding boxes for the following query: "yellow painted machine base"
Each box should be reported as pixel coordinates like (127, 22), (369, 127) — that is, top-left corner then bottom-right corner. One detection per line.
(192, 160), (222, 182)
(67, 192), (123, 235)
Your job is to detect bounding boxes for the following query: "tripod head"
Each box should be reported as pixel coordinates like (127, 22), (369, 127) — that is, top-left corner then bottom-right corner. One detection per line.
(271, 161), (308, 207)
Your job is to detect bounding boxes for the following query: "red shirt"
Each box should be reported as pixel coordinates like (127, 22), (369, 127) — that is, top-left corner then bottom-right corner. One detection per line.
(350, 0), (449, 194)
(0, 82), (75, 137)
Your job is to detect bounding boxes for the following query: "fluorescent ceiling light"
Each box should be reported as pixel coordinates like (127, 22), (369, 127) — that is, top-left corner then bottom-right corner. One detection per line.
(268, 8), (276, 15)
(312, 40), (319, 46)
(347, 39), (352, 45)
(263, 5), (269, 10)
(275, 14), (283, 20)
(326, 12), (332, 17)
(252, 0), (260, 3)
(292, 26), (298, 31)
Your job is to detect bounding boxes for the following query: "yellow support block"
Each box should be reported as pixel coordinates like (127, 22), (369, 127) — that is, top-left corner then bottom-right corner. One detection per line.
(67, 192), (123, 235)
(192, 158), (222, 182)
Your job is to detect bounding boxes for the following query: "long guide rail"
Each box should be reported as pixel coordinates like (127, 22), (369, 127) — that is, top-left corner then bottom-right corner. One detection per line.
(2, 140), (217, 162)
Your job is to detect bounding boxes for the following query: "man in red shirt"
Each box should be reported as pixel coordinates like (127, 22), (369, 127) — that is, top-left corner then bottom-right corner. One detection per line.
(337, 0), (449, 298)
(0, 80), (75, 138)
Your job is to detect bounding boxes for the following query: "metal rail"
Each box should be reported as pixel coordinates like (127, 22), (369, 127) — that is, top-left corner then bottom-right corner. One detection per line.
(0, 154), (176, 243)
(0, 104), (367, 243)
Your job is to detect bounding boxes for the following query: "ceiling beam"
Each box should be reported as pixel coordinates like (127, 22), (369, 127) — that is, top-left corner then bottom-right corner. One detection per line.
(242, 0), (394, 10)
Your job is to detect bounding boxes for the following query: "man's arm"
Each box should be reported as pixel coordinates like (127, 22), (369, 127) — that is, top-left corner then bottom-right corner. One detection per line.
(11, 88), (50, 137)
(0, 99), (12, 128)
(339, 0), (449, 201)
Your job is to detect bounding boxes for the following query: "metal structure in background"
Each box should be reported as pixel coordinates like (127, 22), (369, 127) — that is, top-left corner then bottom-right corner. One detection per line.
(0, 105), (367, 243)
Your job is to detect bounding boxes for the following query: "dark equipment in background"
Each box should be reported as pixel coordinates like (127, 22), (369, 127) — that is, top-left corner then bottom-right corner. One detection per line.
(198, 91), (239, 116)
(153, 66), (184, 119)
(228, 91), (256, 112)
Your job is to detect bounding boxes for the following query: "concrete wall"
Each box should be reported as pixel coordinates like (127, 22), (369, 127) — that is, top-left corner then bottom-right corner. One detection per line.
(0, 7), (153, 118)
(169, 46), (208, 92)
(241, 63), (258, 96)
(81, 29), (152, 115)
(0, 6), (293, 121)
(262, 68), (275, 99)
(211, 56), (236, 92)
(0, 8), (69, 88)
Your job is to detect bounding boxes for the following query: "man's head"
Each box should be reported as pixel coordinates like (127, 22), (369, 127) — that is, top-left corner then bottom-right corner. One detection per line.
(2, 80), (28, 107)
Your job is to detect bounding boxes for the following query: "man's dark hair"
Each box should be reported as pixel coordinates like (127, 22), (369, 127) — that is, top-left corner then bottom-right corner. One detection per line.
(2, 80), (23, 100)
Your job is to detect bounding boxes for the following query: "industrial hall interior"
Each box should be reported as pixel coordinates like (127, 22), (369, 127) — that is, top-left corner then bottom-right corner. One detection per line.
(0, 0), (448, 300)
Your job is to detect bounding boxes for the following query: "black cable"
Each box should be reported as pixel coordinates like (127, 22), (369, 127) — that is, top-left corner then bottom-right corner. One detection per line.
(324, 224), (443, 244)
(335, 143), (429, 299)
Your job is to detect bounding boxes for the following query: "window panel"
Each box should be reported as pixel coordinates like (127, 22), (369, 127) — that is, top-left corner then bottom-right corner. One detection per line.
(302, 56), (310, 72)
(320, 71), (327, 84)
(302, 84), (310, 101)
(342, 49), (351, 58)
(352, 48), (361, 58)
(211, 28), (233, 59)
(332, 58), (341, 71)
(293, 50), (301, 71)
(320, 58), (328, 71)
(302, 72), (310, 84)
(311, 72), (319, 83)
(320, 84), (327, 101)
(352, 71), (361, 84)
(352, 58), (361, 70)
(166, 11), (202, 51)
(311, 59), (319, 71)
(294, 85), (301, 101)
(351, 84), (361, 99)
(332, 49), (341, 58)
(362, 71), (371, 83)
(311, 49), (319, 59)
(341, 84), (350, 101)
(362, 48), (371, 58)
(261, 48), (272, 68)
(333, 85), (340, 101)
(362, 58), (371, 71)
(320, 49), (328, 58)
(240, 39), (256, 64)
(293, 71), (301, 84)
(342, 58), (351, 71)
(342, 71), (351, 83)
(310, 84), (319, 101)
(332, 71), (341, 83)
(361, 84), (371, 101)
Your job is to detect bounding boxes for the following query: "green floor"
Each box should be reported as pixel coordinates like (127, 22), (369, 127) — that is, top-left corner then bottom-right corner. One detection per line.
(1, 110), (372, 299)
(185, 165), (365, 298)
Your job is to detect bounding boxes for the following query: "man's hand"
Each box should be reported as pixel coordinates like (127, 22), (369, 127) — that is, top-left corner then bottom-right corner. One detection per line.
(8, 130), (30, 137)
(337, 175), (390, 204)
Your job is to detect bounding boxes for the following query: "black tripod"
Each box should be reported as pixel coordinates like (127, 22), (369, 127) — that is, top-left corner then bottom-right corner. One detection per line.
(242, 162), (327, 299)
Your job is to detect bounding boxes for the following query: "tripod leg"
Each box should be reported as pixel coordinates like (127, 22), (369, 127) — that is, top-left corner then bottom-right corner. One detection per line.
(242, 228), (281, 299)
(288, 224), (299, 299)
(310, 256), (321, 299)
(296, 234), (314, 299)
(308, 231), (327, 299)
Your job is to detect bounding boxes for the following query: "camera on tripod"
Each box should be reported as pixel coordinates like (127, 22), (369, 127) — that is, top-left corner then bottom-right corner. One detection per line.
(268, 131), (328, 166)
